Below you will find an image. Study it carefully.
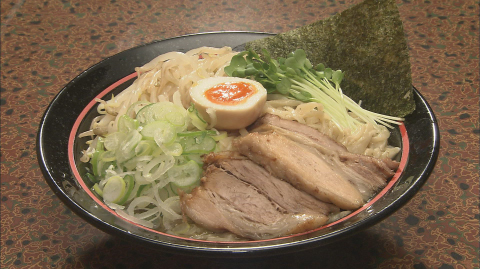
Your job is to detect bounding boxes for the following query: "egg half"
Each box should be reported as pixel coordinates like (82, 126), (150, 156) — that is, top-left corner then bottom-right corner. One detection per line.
(189, 77), (267, 130)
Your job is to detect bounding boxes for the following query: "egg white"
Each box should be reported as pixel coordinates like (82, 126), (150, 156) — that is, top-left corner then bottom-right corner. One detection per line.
(189, 77), (267, 130)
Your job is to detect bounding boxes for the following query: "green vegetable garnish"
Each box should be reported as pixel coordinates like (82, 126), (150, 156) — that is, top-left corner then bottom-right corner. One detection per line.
(225, 48), (403, 130)
(86, 101), (220, 208)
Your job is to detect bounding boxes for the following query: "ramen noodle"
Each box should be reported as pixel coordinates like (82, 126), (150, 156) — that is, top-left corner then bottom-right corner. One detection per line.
(78, 47), (400, 240)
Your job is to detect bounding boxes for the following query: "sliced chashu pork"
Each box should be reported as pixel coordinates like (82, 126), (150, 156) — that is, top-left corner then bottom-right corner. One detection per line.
(204, 152), (340, 216)
(248, 114), (400, 201)
(249, 113), (349, 153)
(180, 155), (336, 240)
(234, 132), (365, 210)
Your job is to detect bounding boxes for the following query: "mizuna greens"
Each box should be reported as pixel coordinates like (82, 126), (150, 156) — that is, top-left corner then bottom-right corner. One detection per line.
(225, 49), (404, 131)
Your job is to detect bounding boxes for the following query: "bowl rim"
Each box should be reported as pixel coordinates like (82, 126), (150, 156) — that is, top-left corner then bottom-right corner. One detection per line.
(36, 31), (440, 257)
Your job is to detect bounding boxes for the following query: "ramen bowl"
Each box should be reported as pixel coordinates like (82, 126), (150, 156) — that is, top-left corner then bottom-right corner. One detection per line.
(37, 32), (439, 257)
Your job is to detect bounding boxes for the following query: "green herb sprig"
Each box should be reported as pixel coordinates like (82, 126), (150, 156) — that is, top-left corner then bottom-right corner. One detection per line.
(224, 49), (403, 131)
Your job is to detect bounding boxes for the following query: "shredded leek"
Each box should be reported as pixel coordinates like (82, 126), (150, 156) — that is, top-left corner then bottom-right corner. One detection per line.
(86, 102), (220, 229)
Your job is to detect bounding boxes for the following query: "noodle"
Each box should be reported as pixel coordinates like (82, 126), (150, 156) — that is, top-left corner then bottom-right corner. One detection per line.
(98, 46), (238, 135)
(79, 46), (400, 240)
(263, 97), (400, 159)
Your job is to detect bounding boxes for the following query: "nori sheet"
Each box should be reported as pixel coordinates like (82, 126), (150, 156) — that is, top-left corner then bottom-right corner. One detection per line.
(245, 0), (415, 117)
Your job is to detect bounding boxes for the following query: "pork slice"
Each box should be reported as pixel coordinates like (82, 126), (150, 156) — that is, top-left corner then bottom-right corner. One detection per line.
(249, 113), (348, 153)
(274, 130), (398, 200)
(213, 157), (340, 216)
(202, 151), (247, 166)
(249, 114), (400, 201)
(342, 153), (398, 178)
(234, 132), (364, 210)
(180, 165), (329, 240)
(283, 132), (399, 199)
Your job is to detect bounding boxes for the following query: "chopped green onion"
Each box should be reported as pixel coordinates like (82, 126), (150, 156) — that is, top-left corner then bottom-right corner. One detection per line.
(117, 175), (135, 205)
(169, 160), (202, 194)
(118, 114), (139, 133)
(92, 183), (103, 197)
(187, 103), (207, 130)
(102, 175), (126, 204)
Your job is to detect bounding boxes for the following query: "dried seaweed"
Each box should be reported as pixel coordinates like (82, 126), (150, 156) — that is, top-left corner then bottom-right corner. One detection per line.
(245, 0), (415, 117)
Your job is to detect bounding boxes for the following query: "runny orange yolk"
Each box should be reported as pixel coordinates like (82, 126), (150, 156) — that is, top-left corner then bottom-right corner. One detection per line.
(204, 82), (257, 105)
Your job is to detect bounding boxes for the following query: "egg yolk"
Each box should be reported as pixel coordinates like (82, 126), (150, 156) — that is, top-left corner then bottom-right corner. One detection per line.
(204, 82), (257, 105)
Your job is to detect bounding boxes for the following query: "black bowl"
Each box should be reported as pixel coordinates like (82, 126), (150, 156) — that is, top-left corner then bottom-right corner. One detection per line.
(37, 32), (439, 257)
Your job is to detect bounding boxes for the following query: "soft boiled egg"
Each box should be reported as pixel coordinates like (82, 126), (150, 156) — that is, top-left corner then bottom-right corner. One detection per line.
(189, 77), (267, 130)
